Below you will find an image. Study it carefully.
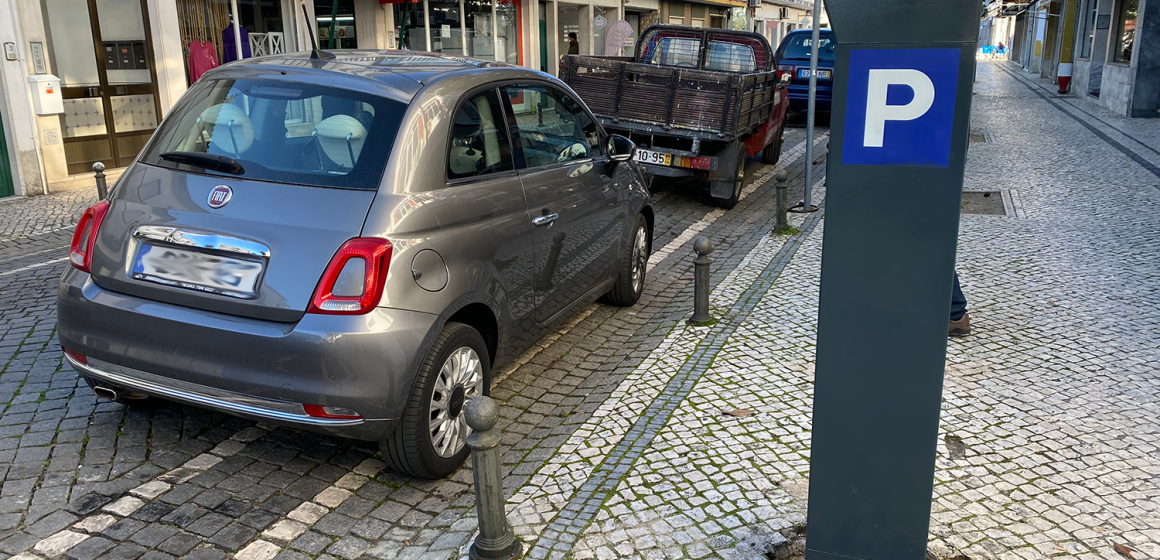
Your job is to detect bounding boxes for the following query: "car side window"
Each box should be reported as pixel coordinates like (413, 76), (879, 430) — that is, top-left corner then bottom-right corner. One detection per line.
(447, 89), (515, 180)
(503, 85), (602, 168)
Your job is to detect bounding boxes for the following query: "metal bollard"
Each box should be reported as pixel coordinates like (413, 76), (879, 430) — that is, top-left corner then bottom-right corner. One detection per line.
(687, 237), (714, 326)
(93, 162), (107, 200)
(465, 396), (522, 560)
(774, 169), (789, 233)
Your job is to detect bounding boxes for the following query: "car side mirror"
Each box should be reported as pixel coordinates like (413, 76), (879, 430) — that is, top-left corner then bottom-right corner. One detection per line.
(608, 134), (636, 163)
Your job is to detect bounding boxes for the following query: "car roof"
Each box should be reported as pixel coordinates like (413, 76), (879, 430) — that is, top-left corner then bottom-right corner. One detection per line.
(786, 28), (834, 35)
(199, 50), (525, 104)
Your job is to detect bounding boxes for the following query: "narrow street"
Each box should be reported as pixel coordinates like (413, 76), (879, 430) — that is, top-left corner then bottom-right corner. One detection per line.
(0, 61), (1157, 560)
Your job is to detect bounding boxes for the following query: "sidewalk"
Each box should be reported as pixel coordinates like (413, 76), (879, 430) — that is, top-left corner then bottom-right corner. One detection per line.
(495, 61), (1160, 560)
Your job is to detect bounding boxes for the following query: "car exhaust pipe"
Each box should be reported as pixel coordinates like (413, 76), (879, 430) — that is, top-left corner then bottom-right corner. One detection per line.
(93, 386), (119, 401)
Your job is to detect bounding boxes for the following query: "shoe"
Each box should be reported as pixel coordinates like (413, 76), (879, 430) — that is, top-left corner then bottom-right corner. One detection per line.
(948, 312), (971, 337)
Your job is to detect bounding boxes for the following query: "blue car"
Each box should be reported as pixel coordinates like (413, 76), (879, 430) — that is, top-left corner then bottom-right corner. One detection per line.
(774, 29), (836, 113)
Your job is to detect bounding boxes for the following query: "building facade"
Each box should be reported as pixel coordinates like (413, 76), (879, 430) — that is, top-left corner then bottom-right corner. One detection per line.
(753, 0), (822, 50)
(0, 0), (823, 198)
(991, 0), (1158, 118)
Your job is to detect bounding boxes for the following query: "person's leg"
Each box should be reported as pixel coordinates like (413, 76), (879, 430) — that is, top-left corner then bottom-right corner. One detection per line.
(949, 272), (971, 336)
(950, 273), (967, 321)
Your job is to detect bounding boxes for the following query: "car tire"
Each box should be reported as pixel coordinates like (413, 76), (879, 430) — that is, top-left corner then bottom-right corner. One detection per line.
(712, 148), (747, 209)
(601, 213), (649, 307)
(380, 322), (489, 479)
(761, 121), (786, 165)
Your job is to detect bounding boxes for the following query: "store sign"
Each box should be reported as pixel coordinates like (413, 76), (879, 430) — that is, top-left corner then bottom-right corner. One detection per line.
(594, 15), (607, 28)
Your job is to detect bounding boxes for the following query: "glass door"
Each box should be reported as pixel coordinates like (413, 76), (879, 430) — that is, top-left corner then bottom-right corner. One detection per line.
(44, 0), (161, 174)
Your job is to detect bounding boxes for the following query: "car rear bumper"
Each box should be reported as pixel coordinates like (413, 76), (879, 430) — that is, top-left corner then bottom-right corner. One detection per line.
(57, 268), (440, 441)
(787, 84), (833, 111)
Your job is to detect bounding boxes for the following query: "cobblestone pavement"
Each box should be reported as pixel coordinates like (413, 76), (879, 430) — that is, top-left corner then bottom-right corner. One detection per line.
(0, 60), (1157, 560)
(0, 191), (98, 244)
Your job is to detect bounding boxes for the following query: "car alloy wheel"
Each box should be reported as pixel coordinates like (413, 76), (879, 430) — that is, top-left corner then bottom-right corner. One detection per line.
(631, 223), (648, 295)
(429, 346), (483, 458)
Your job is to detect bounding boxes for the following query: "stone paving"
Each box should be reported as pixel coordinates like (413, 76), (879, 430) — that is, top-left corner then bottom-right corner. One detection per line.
(0, 60), (1157, 560)
(0, 191), (97, 244)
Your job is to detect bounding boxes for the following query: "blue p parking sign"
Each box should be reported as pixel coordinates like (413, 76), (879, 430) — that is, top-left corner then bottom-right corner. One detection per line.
(841, 48), (960, 167)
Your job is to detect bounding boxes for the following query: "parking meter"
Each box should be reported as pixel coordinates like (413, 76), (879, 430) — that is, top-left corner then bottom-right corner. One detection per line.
(805, 1), (979, 559)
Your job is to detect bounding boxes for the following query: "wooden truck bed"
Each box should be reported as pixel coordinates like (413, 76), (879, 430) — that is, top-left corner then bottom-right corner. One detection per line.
(563, 55), (780, 140)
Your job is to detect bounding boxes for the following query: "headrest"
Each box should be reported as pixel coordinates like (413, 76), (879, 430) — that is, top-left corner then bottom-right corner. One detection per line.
(200, 103), (254, 155)
(315, 115), (367, 168)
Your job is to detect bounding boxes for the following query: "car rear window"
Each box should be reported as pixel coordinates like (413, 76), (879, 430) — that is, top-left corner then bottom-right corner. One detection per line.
(704, 41), (757, 72)
(643, 36), (702, 68)
(779, 33), (836, 62)
(140, 78), (405, 189)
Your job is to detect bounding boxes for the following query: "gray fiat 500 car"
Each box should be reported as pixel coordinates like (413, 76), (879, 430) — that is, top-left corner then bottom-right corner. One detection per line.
(57, 51), (653, 479)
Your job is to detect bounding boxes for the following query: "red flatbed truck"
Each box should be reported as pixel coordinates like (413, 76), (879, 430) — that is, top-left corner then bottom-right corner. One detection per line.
(563, 25), (791, 208)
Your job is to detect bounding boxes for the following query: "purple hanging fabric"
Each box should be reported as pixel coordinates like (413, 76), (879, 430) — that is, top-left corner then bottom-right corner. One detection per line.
(222, 23), (252, 63)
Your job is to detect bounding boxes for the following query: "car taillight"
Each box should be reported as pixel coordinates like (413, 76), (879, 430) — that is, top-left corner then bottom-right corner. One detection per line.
(778, 64), (794, 73)
(64, 349), (87, 365)
(69, 200), (111, 273)
(303, 404), (362, 420)
(307, 238), (392, 315)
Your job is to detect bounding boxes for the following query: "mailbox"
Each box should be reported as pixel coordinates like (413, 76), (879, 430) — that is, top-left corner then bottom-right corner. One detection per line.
(28, 74), (63, 115)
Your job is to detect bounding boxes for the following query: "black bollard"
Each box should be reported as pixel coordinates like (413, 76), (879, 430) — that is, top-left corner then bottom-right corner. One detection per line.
(465, 397), (522, 560)
(687, 237), (714, 326)
(93, 162), (107, 200)
(774, 169), (789, 233)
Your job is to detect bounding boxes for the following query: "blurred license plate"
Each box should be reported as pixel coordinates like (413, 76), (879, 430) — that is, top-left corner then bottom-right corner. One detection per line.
(797, 69), (831, 79)
(634, 149), (671, 166)
(132, 245), (262, 298)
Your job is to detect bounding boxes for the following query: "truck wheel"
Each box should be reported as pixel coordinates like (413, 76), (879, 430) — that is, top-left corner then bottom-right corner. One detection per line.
(761, 121), (786, 165)
(712, 148), (747, 209)
(380, 322), (489, 479)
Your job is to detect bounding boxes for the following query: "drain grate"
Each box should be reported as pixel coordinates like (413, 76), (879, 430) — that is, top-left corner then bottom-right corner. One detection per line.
(962, 191), (1006, 215)
(969, 132), (987, 144)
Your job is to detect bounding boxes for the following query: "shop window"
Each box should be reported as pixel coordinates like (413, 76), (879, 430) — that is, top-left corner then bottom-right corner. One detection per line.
(1078, 0), (1097, 58)
(177, 0), (289, 85)
(559, 4), (580, 58)
(1110, 0), (1137, 63)
(593, 7), (612, 56)
(448, 90), (513, 180)
(399, 0), (518, 63)
(496, 0), (520, 64)
(317, 0), (357, 49)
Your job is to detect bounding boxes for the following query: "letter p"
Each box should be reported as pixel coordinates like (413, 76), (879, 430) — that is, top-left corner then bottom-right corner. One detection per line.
(863, 69), (936, 148)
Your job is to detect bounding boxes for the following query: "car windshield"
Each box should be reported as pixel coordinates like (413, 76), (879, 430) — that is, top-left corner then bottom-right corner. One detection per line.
(779, 33), (836, 62)
(140, 78), (405, 189)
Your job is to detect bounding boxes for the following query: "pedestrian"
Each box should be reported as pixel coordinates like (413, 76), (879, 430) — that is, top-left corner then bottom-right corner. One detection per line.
(567, 32), (580, 55)
(949, 272), (970, 336)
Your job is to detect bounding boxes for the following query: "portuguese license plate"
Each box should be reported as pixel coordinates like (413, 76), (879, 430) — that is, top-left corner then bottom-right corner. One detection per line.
(634, 149), (671, 166)
(132, 244), (263, 298)
(798, 68), (831, 79)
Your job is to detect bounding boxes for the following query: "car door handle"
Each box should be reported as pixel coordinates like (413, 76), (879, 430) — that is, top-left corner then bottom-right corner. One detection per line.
(532, 213), (559, 226)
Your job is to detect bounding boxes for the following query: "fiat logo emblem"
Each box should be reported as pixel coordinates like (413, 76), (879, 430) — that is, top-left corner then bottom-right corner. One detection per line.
(208, 185), (233, 209)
